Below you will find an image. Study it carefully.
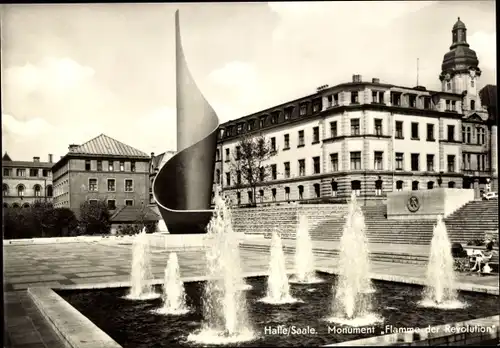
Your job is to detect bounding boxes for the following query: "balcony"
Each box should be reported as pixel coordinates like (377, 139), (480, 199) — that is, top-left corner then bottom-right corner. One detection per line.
(462, 169), (491, 177)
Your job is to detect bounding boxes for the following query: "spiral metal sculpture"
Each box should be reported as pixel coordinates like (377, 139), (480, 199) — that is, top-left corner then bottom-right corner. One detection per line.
(152, 10), (219, 234)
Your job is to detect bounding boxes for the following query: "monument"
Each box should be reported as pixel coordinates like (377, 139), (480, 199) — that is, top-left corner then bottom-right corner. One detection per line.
(152, 10), (219, 234)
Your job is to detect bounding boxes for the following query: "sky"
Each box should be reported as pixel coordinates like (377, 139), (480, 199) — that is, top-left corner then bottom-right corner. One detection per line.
(1, 1), (496, 162)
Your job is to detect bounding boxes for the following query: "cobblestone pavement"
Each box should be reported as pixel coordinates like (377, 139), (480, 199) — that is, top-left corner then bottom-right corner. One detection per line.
(3, 240), (499, 347)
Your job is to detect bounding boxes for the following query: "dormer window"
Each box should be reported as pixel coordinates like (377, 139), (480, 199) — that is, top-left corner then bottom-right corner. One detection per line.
(312, 100), (321, 113)
(259, 116), (266, 128)
(408, 94), (417, 108)
(299, 104), (307, 116)
(219, 129), (225, 138)
(470, 100), (475, 110)
(451, 100), (456, 111)
(446, 81), (451, 91)
(271, 112), (278, 124)
(284, 107), (292, 120)
(423, 97), (431, 109)
(327, 95), (333, 108)
(237, 124), (243, 134)
(391, 92), (402, 106)
(445, 100), (451, 111)
(247, 120), (255, 131)
(351, 91), (359, 104)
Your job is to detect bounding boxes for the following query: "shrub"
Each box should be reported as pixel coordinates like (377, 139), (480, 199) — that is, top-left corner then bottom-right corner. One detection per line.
(79, 200), (110, 235)
(53, 208), (79, 236)
(466, 239), (485, 246)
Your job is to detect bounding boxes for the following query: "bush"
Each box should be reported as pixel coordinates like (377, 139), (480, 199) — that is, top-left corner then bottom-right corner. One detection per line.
(451, 242), (467, 258)
(53, 208), (79, 236)
(79, 200), (110, 235)
(466, 239), (485, 246)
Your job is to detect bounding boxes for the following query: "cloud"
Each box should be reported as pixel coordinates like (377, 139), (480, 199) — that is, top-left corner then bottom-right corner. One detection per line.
(209, 61), (259, 107)
(133, 106), (177, 153)
(2, 113), (54, 137)
(468, 31), (496, 72)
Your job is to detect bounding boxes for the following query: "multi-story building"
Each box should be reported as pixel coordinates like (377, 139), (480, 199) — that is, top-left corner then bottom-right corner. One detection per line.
(214, 18), (497, 206)
(148, 150), (176, 206)
(2, 153), (54, 208)
(51, 134), (151, 217)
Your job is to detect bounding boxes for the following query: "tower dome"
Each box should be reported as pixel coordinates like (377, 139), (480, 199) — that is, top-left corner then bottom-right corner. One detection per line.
(440, 17), (481, 80)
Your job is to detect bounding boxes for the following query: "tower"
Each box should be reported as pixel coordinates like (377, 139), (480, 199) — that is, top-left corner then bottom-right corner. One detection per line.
(439, 17), (483, 114)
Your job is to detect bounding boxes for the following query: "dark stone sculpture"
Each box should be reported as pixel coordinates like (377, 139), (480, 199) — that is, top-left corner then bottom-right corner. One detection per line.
(152, 10), (219, 234)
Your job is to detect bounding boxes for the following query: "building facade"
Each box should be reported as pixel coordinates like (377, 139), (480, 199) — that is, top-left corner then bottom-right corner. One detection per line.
(148, 151), (176, 206)
(51, 134), (151, 217)
(2, 153), (54, 208)
(214, 18), (497, 206)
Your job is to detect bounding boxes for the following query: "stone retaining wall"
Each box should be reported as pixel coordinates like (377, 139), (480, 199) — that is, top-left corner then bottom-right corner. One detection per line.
(231, 204), (347, 238)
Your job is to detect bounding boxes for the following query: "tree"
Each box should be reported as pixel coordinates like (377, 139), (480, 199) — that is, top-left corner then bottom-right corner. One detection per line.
(229, 134), (277, 206)
(79, 200), (110, 235)
(53, 208), (79, 236)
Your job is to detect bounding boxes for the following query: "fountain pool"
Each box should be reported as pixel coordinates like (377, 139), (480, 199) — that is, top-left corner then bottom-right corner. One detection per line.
(56, 273), (498, 347)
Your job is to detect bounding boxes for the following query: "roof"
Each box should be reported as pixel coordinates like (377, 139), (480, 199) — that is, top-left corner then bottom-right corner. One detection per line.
(68, 134), (150, 158)
(2, 161), (53, 169)
(453, 17), (466, 30)
(151, 151), (176, 171)
(3, 153), (12, 161)
(110, 206), (160, 223)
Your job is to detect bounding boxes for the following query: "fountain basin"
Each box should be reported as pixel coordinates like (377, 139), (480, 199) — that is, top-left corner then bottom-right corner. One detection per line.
(45, 272), (498, 347)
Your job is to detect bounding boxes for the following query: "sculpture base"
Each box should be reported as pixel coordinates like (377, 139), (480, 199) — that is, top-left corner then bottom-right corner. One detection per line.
(166, 224), (208, 235)
(163, 211), (213, 235)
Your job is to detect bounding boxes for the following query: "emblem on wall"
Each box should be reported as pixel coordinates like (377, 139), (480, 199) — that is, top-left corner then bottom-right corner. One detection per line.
(407, 196), (420, 213)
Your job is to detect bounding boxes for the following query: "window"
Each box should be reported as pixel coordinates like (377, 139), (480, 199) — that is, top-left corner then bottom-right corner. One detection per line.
(108, 161), (114, 171)
(235, 146), (241, 160)
(426, 154), (434, 172)
(131, 162), (136, 172)
(107, 179), (116, 192)
(466, 126), (471, 143)
(477, 128), (485, 145)
(284, 162), (290, 178)
(259, 189), (264, 203)
(411, 154), (419, 171)
(284, 134), (290, 149)
(284, 108), (292, 120)
(125, 199), (133, 206)
(225, 148), (230, 161)
(396, 180), (403, 191)
(247, 120), (255, 131)
(331, 180), (338, 197)
(451, 101), (456, 111)
(22, 203), (30, 208)
(330, 153), (339, 172)
(226, 172), (231, 186)
(12, 203), (20, 208)
(298, 159), (306, 176)
(447, 125), (455, 141)
(215, 149), (220, 161)
(285, 186), (290, 201)
(470, 100), (475, 110)
(423, 97), (431, 109)
(125, 179), (134, 192)
(236, 192), (241, 205)
(260, 117), (266, 128)
(16, 169), (25, 177)
(312, 156), (320, 174)
(314, 183), (320, 198)
(3, 168), (11, 176)
(351, 180), (361, 196)
(446, 82), (451, 91)
(2, 184), (8, 196)
(395, 121), (403, 139)
(330, 121), (337, 138)
(408, 94), (416, 108)
(237, 123), (243, 133)
(426, 124), (435, 141)
(298, 130), (305, 146)
(236, 170), (241, 184)
(391, 92), (401, 106)
(42, 169), (49, 177)
(350, 151), (362, 170)
(372, 91), (378, 103)
(375, 179), (383, 196)
(271, 164), (277, 180)
(351, 119), (360, 135)
(97, 160), (102, 171)
(447, 155), (455, 172)
(88, 179), (98, 192)
(271, 138), (276, 152)
(299, 104), (307, 116)
(85, 160), (91, 171)
(29, 169), (38, 177)
(259, 167), (265, 181)
(427, 181), (434, 190)
(462, 153), (471, 170)
(471, 80), (475, 87)
(119, 161), (124, 171)
(448, 181), (456, 188)
(89, 199), (98, 205)
(412, 181), (419, 191)
(271, 188), (277, 202)
(313, 103), (320, 113)
(248, 191), (253, 204)
(215, 169), (221, 184)
(47, 185), (53, 197)
(298, 185), (304, 199)
(411, 122), (419, 139)
(327, 95), (333, 107)
(271, 113), (278, 124)
(374, 119), (383, 136)
(312, 126), (320, 143)
(395, 153), (404, 170)
(351, 91), (359, 104)
(107, 200), (116, 210)
(374, 151), (383, 170)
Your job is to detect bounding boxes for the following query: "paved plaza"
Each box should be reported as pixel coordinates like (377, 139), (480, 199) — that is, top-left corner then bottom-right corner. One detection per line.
(3, 239), (499, 347)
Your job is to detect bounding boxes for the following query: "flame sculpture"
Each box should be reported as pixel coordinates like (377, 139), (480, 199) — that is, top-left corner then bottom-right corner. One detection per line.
(152, 10), (220, 234)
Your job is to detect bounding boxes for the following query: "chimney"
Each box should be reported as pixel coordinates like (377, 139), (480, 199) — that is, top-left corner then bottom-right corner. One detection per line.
(372, 78), (380, 84)
(48, 154), (53, 163)
(33, 156), (40, 163)
(151, 152), (155, 158)
(352, 74), (362, 83)
(68, 144), (79, 151)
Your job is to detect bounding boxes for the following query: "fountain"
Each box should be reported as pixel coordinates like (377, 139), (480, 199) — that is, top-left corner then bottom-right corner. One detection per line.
(261, 230), (299, 304)
(327, 192), (381, 326)
(420, 215), (465, 309)
(290, 214), (323, 284)
(125, 228), (160, 300)
(187, 189), (255, 344)
(153, 252), (189, 315)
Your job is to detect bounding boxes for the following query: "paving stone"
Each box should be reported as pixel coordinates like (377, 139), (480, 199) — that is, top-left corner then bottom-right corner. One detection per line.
(73, 271), (118, 278)
(7, 274), (68, 283)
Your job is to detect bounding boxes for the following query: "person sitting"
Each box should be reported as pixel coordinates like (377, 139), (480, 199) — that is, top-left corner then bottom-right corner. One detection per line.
(470, 240), (494, 273)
